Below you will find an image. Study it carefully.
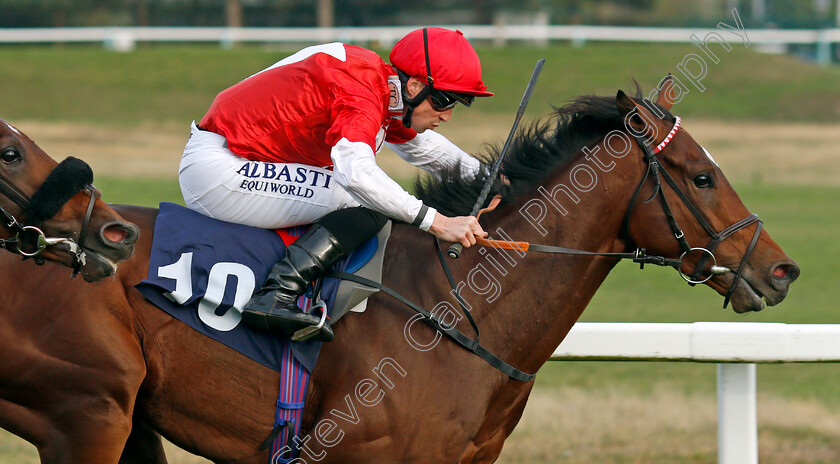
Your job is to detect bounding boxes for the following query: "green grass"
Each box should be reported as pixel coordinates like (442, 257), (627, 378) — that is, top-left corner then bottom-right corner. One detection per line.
(2, 43), (840, 124)
(96, 176), (183, 208)
(477, 43), (840, 121)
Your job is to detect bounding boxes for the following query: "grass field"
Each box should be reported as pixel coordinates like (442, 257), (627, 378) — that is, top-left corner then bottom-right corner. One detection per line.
(1, 42), (838, 462)
(2, 42), (840, 124)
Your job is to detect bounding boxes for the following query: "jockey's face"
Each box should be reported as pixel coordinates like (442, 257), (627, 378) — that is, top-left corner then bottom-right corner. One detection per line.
(405, 77), (454, 133)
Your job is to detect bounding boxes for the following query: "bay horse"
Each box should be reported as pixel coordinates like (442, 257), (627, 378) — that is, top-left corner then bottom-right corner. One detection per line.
(0, 77), (799, 463)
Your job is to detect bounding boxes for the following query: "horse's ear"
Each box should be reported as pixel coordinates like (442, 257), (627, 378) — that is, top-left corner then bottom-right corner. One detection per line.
(656, 74), (676, 110)
(615, 90), (636, 118)
(616, 89), (661, 141)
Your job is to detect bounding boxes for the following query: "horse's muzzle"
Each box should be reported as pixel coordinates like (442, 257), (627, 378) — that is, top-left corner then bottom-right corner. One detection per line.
(73, 220), (139, 281)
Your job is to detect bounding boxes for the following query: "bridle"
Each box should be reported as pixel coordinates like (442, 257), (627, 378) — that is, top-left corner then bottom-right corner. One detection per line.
(0, 157), (98, 277)
(328, 113), (767, 383)
(623, 116), (763, 308)
(476, 115), (763, 309)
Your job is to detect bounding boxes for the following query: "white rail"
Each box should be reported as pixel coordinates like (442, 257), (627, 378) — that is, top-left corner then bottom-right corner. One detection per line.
(0, 25), (838, 48)
(551, 322), (840, 464)
(2, 25), (835, 65)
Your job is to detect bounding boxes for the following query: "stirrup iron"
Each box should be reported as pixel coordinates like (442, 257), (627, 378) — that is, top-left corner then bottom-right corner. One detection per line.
(292, 301), (329, 342)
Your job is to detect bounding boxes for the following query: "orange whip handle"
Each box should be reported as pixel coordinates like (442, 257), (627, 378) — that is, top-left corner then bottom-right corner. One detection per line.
(473, 195), (531, 252)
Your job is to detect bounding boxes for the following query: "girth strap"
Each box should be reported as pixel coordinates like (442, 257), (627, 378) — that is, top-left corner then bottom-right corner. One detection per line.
(434, 238), (482, 342)
(325, 269), (536, 383)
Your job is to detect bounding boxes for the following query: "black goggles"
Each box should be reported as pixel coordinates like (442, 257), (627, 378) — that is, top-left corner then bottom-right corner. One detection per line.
(428, 88), (475, 111)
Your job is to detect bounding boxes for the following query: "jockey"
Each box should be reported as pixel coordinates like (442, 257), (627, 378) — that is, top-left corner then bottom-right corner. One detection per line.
(179, 27), (491, 341)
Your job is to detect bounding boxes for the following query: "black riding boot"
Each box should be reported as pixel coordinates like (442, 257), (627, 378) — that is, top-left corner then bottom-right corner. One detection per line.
(241, 224), (344, 341)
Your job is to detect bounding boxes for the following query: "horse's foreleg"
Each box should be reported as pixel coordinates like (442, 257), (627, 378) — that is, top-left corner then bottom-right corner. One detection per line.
(0, 396), (134, 464)
(38, 398), (135, 464)
(458, 426), (512, 464)
(457, 381), (535, 464)
(0, 339), (147, 462)
(119, 415), (168, 464)
(0, 397), (49, 453)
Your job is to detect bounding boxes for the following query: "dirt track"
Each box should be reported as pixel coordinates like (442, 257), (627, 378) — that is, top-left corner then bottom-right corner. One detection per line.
(14, 115), (840, 186)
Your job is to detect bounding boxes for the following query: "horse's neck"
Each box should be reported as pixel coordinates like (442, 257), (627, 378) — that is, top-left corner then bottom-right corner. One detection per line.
(458, 148), (643, 374)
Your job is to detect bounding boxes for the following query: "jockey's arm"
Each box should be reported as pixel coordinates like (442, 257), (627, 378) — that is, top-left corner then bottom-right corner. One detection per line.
(385, 130), (483, 180)
(330, 138), (486, 246)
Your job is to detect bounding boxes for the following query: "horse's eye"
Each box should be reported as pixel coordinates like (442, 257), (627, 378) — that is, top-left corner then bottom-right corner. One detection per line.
(1, 147), (21, 164)
(693, 174), (713, 188)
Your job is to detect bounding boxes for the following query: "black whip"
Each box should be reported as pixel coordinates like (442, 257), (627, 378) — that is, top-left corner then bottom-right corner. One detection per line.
(448, 58), (545, 259)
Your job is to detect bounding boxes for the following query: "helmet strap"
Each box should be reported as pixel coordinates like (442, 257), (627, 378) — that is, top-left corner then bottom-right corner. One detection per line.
(398, 28), (434, 129)
(422, 27), (434, 87)
(397, 70), (430, 129)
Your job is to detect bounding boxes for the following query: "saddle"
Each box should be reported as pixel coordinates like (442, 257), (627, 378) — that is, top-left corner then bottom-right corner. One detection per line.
(330, 220), (391, 322)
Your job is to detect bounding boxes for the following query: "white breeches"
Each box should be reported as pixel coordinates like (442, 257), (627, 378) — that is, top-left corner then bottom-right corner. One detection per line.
(179, 122), (361, 229)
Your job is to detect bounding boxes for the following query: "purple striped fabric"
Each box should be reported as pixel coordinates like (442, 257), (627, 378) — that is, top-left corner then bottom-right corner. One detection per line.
(269, 334), (311, 463)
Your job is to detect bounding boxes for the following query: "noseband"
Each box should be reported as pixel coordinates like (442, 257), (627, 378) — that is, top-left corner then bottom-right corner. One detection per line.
(622, 116), (763, 308)
(0, 157), (97, 277)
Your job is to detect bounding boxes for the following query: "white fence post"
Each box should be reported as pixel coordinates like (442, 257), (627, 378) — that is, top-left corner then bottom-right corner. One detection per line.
(103, 29), (136, 52)
(552, 323), (840, 463)
(717, 363), (758, 464)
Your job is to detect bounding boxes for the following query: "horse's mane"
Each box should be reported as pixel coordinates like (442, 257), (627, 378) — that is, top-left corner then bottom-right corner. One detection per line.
(413, 83), (673, 216)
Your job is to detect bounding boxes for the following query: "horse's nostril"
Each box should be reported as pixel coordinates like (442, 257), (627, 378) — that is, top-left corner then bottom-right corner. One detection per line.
(104, 226), (128, 243)
(101, 222), (138, 245)
(787, 264), (800, 282)
(772, 263), (800, 284)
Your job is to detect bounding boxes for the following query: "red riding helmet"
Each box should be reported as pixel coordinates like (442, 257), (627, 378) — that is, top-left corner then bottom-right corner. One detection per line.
(390, 27), (493, 97)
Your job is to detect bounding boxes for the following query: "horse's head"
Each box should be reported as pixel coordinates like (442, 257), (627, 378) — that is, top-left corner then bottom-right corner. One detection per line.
(0, 118), (139, 281)
(617, 76), (799, 313)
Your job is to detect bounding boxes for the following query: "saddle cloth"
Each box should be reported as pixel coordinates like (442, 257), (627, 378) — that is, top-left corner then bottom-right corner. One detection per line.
(135, 202), (389, 463)
(136, 201), (388, 372)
